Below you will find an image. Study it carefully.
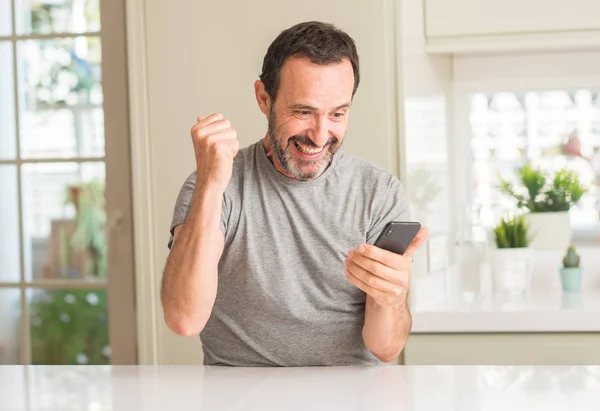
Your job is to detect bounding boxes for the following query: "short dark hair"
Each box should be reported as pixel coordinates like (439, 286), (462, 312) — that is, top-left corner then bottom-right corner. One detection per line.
(259, 21), (360, 102)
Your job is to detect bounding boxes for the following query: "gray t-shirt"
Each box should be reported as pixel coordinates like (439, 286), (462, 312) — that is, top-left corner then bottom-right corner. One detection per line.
(168, 140), (410, 366)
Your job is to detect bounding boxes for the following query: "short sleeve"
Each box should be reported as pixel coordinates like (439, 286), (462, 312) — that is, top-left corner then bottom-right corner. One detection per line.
(366, 177), (411, 244)
(167, 171), (228, 249)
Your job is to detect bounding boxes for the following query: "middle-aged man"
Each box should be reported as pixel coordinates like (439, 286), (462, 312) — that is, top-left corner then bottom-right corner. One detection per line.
(161, 21), (429, 366)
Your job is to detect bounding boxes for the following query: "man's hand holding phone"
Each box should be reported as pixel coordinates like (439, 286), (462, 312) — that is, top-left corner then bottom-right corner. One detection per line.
(344, 224), (429, 307)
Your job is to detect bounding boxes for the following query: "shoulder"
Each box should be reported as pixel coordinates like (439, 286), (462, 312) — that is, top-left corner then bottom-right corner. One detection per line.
(228, 141), (258, 190)
(232, 141), (257, 175)
(336, 151), (403, 192)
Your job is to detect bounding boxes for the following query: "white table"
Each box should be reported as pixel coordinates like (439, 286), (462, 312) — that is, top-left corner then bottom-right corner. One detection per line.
(411, 287), (600, 333)
(410, 254), (600, 333)
(1, 365), (599, 410)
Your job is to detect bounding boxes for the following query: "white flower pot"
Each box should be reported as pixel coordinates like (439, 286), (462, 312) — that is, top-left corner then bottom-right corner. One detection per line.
(525, 212), (571, 250)
(492, 248), (533, 296)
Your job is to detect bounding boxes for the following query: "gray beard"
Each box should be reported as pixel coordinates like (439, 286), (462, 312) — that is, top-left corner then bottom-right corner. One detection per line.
(267, 113), (339, 181)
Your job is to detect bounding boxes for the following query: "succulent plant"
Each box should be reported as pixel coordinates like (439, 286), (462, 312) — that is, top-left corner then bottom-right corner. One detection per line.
(563, 245), (580, 268)
(493, 215), (530, 249)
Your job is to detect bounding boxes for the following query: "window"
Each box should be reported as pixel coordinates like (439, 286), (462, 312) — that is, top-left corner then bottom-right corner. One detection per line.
(467, 89), (600, 243)
(0, 0), (134, 365)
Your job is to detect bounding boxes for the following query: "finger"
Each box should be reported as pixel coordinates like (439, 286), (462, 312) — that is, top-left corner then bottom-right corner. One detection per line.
(345, 260), (405, 295)
(190, 113), (225, 135)
(346, 250), (406, 284)
(204, 130), (237, 146)
(404, 227), (430, 257)
(353, 244), (408, 271)
(198, 112), (224, 127)
(215, 138), (240, 157)
(345, 269), (389, 300)
(191, 118), (232, 140)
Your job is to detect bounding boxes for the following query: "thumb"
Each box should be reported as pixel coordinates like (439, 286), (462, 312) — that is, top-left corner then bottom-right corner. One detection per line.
(229, 139), (240, 157)
(404, 227), (430, 257)
(197, 116), (205, 123)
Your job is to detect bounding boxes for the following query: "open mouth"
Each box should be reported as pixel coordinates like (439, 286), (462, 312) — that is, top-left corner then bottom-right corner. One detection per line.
(291, 140), (327, 160)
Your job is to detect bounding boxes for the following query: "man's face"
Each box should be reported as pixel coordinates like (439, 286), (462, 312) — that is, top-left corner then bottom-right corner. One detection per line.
(266, 57), (354, 181)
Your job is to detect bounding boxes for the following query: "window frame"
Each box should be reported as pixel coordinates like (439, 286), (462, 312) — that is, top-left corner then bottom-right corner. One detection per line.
(452, 57), (600, 247)
(0, 0), (136, 365)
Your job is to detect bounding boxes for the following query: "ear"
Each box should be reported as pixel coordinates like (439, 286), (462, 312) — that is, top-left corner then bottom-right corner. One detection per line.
(254, 80), (271, 116)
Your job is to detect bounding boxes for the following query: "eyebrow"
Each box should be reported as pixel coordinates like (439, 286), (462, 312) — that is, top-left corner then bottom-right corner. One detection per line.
(290, 103), (351, 111)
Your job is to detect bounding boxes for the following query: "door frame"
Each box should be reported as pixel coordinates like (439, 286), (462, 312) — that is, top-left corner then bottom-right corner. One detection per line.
(101, 0), (139, 364)
(123, 0), (159, 364)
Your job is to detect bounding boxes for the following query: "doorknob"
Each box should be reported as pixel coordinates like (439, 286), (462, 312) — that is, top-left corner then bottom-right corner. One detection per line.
(108, 209), (124, 233)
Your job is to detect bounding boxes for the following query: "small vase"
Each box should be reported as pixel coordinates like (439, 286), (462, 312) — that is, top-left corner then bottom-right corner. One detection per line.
(525, 212), (571, 250)
(492, 248), (533, 297)
(559, 267), (583, 292)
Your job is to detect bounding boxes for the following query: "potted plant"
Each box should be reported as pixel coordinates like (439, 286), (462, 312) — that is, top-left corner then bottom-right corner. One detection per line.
(29, 289), (110, 365)
(560, 245), (583, 293)
(64, 179), (107, 278)
(498, 164), (588, 250)
(492, 215), (533, 296)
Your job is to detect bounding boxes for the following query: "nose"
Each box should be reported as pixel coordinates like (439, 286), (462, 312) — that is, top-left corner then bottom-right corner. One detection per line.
(311, 116), (330, 147)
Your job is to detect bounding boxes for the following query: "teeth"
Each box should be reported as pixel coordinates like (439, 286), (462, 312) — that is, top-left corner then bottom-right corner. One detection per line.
(295, 141), (324, 155)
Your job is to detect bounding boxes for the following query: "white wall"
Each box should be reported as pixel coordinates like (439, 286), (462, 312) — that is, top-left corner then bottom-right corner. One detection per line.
(453, 51), (600, 90)
(399, 0), (453, 275)
(139, 0), (403, 365)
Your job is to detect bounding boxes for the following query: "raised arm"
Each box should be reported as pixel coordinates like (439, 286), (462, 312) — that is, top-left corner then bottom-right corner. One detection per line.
(161, 113), (238, 336)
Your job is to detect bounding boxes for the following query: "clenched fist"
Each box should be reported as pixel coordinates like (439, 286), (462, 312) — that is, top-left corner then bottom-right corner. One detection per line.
(190, 113), (239, 193)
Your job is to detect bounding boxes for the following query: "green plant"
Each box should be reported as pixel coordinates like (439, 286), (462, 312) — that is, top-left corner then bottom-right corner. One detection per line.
(493, 215), (530, 249)
(29, 289), (109, 365)
(30, 3), (60, 33)
(32, 37), (101, 107)
(64, 179), (107, 278)
(498, 164), (588, 212)
(30, 2), (101, 33)
(563, 245), (581, 268)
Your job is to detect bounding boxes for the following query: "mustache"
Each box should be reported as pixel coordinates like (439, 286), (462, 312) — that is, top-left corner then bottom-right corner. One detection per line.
(289, 135), (338, 148)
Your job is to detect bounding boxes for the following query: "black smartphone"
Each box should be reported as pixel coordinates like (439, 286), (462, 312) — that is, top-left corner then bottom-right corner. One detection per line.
(373, 221), (421, 255)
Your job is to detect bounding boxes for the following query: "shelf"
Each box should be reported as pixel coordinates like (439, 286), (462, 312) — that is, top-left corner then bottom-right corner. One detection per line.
(426, 30), (600, 55)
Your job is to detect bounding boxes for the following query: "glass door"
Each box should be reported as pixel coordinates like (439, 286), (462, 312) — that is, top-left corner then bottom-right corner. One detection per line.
(0, 0), (136, 365)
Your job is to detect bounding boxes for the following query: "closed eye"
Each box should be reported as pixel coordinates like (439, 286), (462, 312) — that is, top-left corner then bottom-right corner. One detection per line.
(294, 110), (313, 119)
